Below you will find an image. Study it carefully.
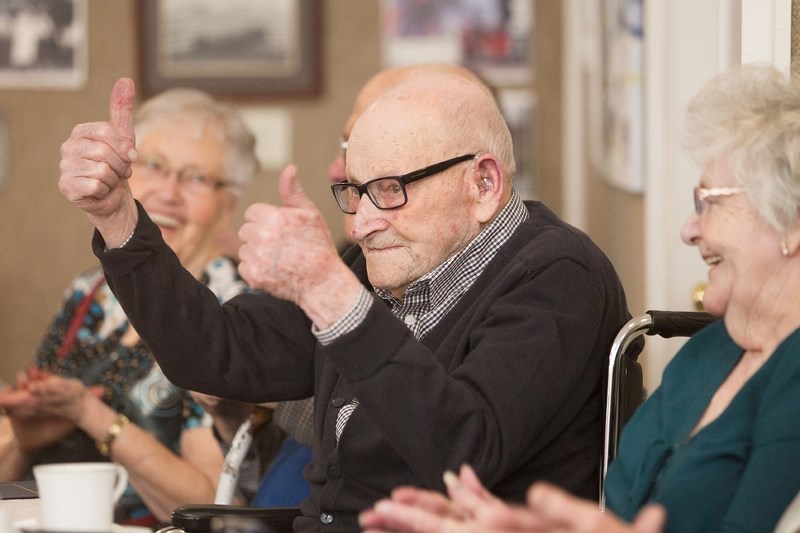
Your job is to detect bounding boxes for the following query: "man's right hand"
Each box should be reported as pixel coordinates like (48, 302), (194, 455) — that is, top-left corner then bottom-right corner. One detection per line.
(58, 77), (140, 247)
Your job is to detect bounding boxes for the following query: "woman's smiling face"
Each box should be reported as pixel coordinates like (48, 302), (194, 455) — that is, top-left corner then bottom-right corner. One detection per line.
(128, 116), (232, 262)
(681, 162), (784, 317)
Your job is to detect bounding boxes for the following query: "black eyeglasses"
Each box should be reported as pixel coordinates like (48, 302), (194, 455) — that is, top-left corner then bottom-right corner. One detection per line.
(331, 154), (475, 214)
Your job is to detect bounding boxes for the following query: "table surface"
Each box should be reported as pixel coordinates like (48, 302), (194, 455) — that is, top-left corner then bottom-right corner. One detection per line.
(0, 496), (41, 524)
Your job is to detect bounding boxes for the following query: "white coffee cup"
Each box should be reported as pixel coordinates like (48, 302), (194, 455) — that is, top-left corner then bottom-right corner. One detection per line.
(33, 462), (128, 532)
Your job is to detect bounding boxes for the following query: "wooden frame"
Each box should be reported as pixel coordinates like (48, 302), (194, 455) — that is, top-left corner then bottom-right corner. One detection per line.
(138, 0), (320, 98)
(0, 0), (87, 89)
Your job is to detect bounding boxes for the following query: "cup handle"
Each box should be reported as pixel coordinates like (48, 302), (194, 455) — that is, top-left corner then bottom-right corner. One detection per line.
(111, 464), (129, 504)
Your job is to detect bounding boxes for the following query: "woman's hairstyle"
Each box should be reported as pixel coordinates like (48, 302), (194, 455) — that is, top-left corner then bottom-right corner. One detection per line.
(133, 88), (260, 199)
(685, 63), (800, 232)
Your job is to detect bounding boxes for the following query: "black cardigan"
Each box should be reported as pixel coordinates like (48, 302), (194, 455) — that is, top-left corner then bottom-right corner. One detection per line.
(95, 200), (631, 532)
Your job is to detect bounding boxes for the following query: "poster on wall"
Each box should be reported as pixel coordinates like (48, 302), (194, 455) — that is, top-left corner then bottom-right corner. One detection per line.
(380, 0), (533, 87)
(0, 0), (87, 89)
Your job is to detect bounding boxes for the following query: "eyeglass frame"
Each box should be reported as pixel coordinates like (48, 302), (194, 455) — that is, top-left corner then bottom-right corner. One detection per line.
(133, 154), (232, 194)
(693, 186), (744, 214)
(330, 153), (476, 214)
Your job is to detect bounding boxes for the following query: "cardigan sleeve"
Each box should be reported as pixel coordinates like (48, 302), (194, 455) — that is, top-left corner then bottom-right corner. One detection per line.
(94, 201), (316, 403)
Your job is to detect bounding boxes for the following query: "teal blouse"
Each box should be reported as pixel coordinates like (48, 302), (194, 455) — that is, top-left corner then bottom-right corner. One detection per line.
(605, 321), (800, 532)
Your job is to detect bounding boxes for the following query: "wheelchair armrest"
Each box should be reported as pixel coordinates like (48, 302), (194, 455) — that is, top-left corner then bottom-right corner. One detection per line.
(171, 504), (301, 533)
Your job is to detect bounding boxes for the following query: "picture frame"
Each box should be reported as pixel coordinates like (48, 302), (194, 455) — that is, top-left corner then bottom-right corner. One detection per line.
(138, 0), (321, 98)
(0, 0), (88, 89)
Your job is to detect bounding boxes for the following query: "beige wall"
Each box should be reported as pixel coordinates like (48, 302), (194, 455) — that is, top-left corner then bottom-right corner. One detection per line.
(0, 1), (642, 382)
(0, 1), (382, 381)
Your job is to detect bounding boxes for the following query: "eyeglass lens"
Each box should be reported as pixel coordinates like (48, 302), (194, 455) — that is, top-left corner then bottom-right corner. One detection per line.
(135, 155), (226, 194)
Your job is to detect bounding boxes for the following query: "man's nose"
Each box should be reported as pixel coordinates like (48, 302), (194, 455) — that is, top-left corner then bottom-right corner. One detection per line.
(350, 193), (384, 241)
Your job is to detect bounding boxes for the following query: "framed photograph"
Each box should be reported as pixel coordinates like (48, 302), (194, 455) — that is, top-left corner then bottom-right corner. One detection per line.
(0, 0), (87, 89)
(138, 0), (320, 98)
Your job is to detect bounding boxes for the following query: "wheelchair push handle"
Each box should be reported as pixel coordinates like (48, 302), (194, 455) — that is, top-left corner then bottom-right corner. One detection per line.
(645, 310), (717, 338)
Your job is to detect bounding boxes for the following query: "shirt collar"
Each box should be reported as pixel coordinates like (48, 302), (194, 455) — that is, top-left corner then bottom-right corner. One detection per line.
(375, 189), (528, 310)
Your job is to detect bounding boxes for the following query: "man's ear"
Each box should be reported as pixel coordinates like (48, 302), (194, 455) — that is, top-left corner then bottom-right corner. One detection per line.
(472, 155), (505, 224)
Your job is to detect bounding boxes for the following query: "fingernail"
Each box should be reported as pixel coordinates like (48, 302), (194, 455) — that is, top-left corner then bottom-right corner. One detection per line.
(443, 470), (460, 490)
(128, 147), (138, 161)
(374, 500), (392, 514)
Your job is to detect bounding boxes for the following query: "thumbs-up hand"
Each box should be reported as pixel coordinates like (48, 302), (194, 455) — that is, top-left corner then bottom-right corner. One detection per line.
(58, 77), (140, 247)
(238, 164), (363, 328)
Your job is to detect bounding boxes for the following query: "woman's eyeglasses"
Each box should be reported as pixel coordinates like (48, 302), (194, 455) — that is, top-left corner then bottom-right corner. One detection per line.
(693, 186), (744, 214)
(134, 155), (231, 195)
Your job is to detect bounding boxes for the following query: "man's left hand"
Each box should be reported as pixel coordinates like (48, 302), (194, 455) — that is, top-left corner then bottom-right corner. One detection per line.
(238, 164), (363, 329)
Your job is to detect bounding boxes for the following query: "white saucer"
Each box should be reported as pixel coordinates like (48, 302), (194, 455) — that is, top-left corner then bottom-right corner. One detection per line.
(13, 518), (152, 533)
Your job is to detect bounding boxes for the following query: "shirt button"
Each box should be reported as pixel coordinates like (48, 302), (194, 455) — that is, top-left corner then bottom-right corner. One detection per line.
(403, 315), (417, 326)
(330, 397), (346, 407)
(320, 512), (334, 524)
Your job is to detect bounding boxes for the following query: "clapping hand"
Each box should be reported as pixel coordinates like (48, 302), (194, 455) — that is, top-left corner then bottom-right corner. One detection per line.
(360, 464), (666, 533)
(0, 368), (103, 452)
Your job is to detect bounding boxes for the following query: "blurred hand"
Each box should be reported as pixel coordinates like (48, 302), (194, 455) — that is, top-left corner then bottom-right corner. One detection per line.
(524, 482), (665, 533)
(0, 369), (102, 453)
(360, 465), (666, 533)
(361, 465), (545, 533)
(25, 374), (103, 423)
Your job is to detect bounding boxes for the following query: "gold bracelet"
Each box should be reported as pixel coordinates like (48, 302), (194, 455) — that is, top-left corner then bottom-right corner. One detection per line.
(96, 413), (130, 457)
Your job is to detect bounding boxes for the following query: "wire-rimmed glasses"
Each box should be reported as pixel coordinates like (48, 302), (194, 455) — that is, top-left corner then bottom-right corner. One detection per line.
(693, 186), (744, 214)
(134, 154), (231, 195)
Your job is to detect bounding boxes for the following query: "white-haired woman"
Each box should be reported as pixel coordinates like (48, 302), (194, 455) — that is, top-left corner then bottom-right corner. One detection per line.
(0, 88), (281, 525)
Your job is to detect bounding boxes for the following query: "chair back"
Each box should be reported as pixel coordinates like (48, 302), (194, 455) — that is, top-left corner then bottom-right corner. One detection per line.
(600, 310), (718, 509)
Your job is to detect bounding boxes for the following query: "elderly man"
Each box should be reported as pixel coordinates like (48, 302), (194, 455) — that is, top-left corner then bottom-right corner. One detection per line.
(58, 72), (630, 532)
(328, 63), (487, 248)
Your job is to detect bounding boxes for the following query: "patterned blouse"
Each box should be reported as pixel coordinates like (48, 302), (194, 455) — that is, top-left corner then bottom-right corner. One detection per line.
(33, 257), (249, 524)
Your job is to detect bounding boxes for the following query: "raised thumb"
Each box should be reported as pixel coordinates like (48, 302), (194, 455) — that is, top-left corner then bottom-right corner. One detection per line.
(278, 164), (314, 209)
(109, 77), (136, 141)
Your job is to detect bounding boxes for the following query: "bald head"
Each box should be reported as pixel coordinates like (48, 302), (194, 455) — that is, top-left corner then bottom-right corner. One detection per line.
(350, 71), (515, 181)
(343, 63), (488, 136)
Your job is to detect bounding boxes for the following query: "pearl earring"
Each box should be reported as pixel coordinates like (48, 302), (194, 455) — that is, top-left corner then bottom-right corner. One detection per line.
(781, 240), (790, 257)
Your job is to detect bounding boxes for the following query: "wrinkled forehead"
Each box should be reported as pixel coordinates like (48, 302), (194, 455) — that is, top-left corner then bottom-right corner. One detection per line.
(347, 96), (449, 176)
